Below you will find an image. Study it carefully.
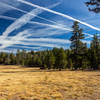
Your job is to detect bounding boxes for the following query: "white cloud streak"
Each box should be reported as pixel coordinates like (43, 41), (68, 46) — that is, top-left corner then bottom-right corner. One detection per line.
(0, 1), (94, 51)
(0, 15), (16, 20)
(0, 37), (70, 49)
(18, 0), (100, 31)
(1, 8), (45, 37)
(0, 15), (92, 38)
(22, 38), (71, 44)
(0, 0), (20, 14)
(29, 27), (67, 37)
(0, 14), (93, 50)
(0, 1), (62, 50)
(0, 15), (72, 31)
(0, 30), (30, 49)
(0, 15), (92, 50)
(1, 1), (63, 40)
(0, 2), (63, 27)
(12, 45), (41, 50)
(18, 41), (65, 48)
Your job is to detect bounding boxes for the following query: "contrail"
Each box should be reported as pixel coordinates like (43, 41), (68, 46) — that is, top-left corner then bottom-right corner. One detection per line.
(0, 30), (91, 50)
(18, 41), (64, 48)
(0, 15), (16, 20)
(1, 15), (92, 38)
(0, 30), (30, 49)
(1, 1), (61, 38)
(11, 45), (41, 50)
(29, 21), (71, 31)
(2, 8), (44, 37)
(1, 2), (73, 30)
(1, 2), (93, 35)
(18, 0), (100, 31)
(21, 38), (71, 44)
(0, 38), (66, 49)
(30, 27), (67, 37)
(0, 15), (72, 31)
(0, 2), (29, 15)
(0, 2), (63, 28)
(0, 15), (93, 39)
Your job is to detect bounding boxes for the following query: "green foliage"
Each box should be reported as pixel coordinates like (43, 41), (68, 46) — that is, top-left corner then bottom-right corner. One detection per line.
(70, 21), (84, 54)
(57, 48), (67, 70)
(0, 21), (100, 71)
(90, 34), (100, 70)
(67, 59), (73, 70)
(70, 21), (85, 70)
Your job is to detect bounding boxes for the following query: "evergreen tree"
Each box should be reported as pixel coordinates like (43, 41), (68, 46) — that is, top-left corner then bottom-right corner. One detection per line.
(90, 34), (100, 69)
(45, 51), (55, 69)
(9, 53), (16, 65)
(70, 21), (84, 54)
(91, 34), (100, 51)
(4, 54), (10, 65)
(52, 48), (59, 69)
(70, 21), (85, 70)
(57, 48), (67, 70)
(16, 50), (21, 65)
(67, 59), (73, 70)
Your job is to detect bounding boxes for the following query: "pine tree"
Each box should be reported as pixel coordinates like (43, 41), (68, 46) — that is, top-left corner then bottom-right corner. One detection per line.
(52, 48), (59, 69)
(57, 48), (67, 71)
(4, 54), (10, 65)
(70, 21), (85, 70)
(16, 50), (21, 65)
(45, 51), (55, 69)
(70, 21), (84, 54)
(68, 59), (73, 70)
(90, 34), (100, 69)
(9, 53), (15, 65)
(91, 34), (100, 52)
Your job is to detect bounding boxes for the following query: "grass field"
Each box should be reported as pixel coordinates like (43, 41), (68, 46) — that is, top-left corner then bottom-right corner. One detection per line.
(0, 66), (100, 100)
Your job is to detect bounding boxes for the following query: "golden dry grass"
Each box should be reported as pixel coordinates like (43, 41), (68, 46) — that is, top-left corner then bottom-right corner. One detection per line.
(0, 65), (100, 100)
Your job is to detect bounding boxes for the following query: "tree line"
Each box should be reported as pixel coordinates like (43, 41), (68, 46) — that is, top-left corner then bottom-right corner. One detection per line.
(0, 21), (100, 70)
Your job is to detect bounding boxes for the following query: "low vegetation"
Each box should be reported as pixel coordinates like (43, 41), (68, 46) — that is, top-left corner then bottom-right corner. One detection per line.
(0, 65), (99, 100)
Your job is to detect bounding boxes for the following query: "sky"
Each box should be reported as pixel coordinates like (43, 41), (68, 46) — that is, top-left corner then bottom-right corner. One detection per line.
(0, 0), (100, 53)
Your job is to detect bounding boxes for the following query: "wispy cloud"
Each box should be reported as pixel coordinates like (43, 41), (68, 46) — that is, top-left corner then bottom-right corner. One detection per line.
(12, 45), (41, 50)
(18, 41), (66, 48)
(0, 14), (92, 50)
(0, 15), (92, 38)
(2, 8), (42, 37)
(18, 0), (100, 31)
(0, 15), (16, 20)
(0, 0), (95, 52)
(0, 36), (70, 49)
(0, 1), (63, 50)
(0, 30), (30, 49)
(0, 0), (20, 14)
(0, 1), (62, 26)
(0, 15), (72, 31)
(22, 38), (71, 44)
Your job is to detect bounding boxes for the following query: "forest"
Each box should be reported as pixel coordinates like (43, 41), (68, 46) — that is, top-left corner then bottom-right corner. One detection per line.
(0, 21), (99, 70)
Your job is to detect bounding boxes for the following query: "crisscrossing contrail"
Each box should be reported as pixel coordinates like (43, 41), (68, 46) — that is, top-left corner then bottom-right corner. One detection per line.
(18, 0), (100, 31)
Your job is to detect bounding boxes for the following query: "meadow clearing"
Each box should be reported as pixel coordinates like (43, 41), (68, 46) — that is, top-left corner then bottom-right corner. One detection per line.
(0, 65), (100, 100)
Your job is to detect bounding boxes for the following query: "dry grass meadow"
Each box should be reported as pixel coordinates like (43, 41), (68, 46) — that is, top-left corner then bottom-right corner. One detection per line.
(0, 65), (100, 100)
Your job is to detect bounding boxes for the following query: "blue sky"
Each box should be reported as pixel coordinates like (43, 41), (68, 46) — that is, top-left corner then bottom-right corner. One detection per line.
(0, 0), (100, 52)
